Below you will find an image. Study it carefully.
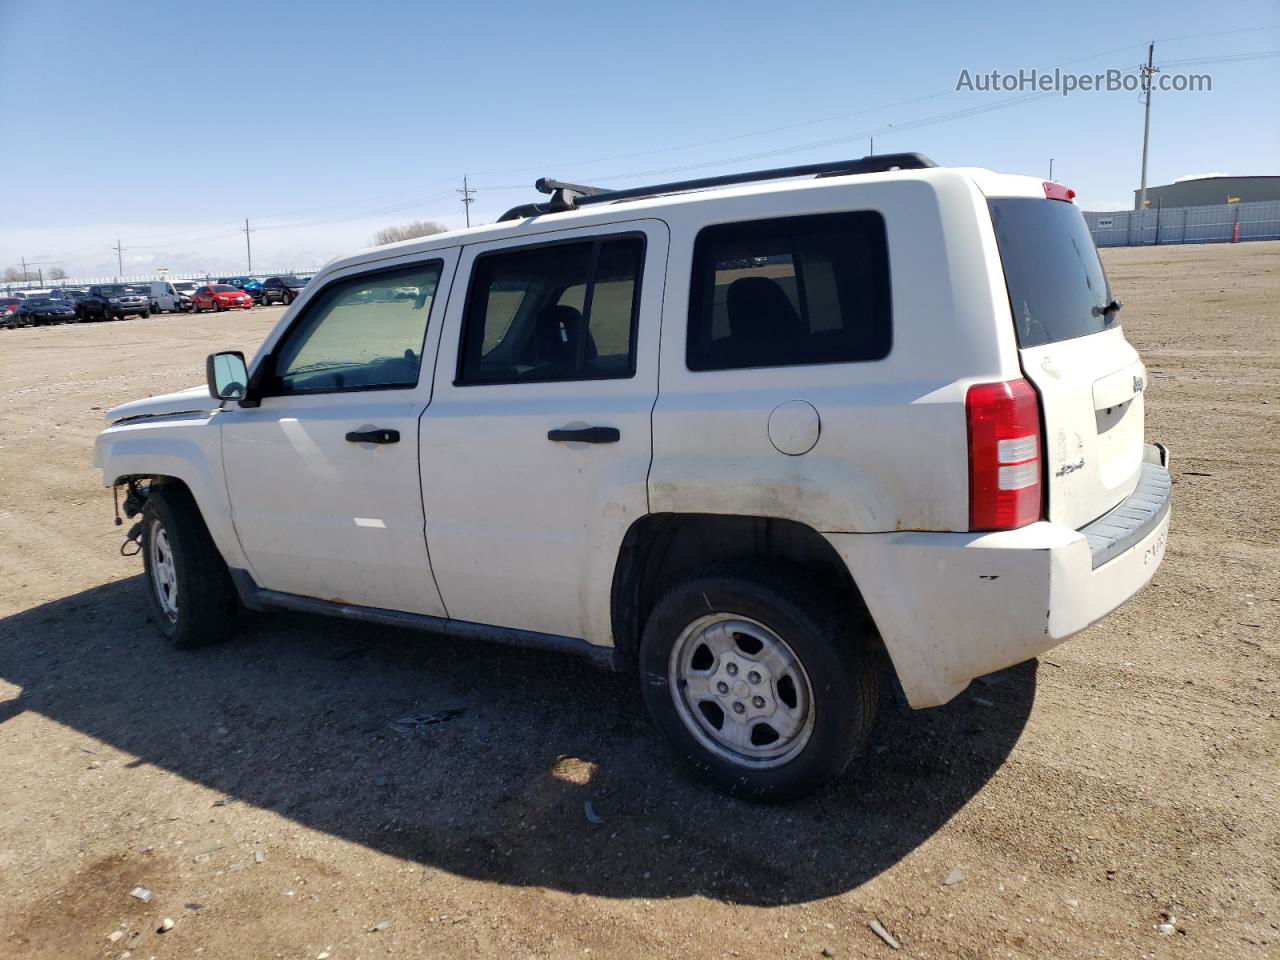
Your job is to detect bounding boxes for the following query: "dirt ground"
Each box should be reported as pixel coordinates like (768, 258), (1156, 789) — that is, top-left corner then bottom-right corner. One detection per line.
(0, 241), (1276, 960)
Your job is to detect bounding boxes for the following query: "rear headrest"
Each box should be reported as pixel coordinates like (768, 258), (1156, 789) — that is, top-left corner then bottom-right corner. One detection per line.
(726, 276), (803, 343)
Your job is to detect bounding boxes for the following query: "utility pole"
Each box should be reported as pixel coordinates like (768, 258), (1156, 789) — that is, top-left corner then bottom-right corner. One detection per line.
(241, 218), (254, 275)
(1049, 158), (1055, 181)
(20, 255), (28, 282)
(1138, 42), (1158, 210)
(868, 136), (874, 156)
(458, 175), (476, 228)
(112, 239), (126, 278)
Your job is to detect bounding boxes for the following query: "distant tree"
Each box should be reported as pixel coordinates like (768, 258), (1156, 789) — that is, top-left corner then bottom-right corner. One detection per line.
(372, 220), (448, 246)
(48, 266), (68, 281)
(3, 267), (33, 282)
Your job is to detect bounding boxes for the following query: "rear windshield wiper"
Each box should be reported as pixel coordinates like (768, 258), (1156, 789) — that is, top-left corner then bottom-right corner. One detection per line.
(1092, 299), (1123, 321)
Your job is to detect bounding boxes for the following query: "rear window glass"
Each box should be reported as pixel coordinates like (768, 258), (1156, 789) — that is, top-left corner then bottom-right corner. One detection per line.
(988, 198), (1115, 348)
(687, 212), (891, 371)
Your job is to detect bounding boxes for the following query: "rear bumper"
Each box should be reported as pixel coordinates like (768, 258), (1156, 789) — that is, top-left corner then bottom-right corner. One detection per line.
(826, 443), (1171, 708)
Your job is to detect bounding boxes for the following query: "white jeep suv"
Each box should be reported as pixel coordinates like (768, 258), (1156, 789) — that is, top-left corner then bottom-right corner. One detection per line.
(95, 154), (1171, 799)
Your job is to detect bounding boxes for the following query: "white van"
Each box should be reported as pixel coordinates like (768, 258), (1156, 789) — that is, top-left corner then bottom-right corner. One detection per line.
(95, 153), (1170, 799)
(147, 280), (200, 313)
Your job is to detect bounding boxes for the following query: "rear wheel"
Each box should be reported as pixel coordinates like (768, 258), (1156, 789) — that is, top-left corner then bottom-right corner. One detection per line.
(140, 310), (150, 319)
(140, 485), (239, 648)
(639, 565), (877, 801)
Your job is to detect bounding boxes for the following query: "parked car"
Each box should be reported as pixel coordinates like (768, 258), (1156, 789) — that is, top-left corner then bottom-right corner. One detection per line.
(15, 288), (54, 300)
(15, 296), (77, 325)
(147, 280), (199, 313)
(1, 298), (26, 327)
(257, 275), (308, 305)
(192, 284), (253, 312)
(77, 284), (151, 321)
(94, 154), (1170, 800)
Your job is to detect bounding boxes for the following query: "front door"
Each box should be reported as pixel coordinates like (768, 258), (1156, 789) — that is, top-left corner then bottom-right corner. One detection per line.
(221, 251), (456, 616)
(420, 220), (668, 643)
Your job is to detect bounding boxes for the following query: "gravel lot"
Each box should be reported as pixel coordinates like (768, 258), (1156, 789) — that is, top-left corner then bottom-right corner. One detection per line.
(0, 242), (1276, 959)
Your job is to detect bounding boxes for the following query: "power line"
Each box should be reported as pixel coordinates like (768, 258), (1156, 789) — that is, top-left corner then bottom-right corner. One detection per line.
(111, 239), (127, 278)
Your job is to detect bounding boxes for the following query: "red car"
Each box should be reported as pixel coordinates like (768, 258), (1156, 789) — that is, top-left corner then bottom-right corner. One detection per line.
(192, 284), (253, 312)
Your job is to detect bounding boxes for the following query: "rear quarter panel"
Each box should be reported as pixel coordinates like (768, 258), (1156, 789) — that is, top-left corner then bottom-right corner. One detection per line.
(650, 170), (1023, 533)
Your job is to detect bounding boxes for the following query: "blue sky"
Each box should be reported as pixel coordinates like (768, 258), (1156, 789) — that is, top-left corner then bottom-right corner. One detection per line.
(1, 0), (1276, 278)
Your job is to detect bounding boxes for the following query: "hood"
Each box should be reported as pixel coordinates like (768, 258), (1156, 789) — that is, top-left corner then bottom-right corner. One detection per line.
(105, 385), (218, 423)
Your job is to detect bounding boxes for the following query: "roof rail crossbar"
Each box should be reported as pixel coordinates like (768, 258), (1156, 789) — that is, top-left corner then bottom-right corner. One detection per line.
(498, 153), (936, 221)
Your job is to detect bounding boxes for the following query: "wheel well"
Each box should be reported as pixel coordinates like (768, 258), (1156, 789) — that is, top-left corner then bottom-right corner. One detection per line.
(112, 474), (193, 520)
(610, 514), (876, 668)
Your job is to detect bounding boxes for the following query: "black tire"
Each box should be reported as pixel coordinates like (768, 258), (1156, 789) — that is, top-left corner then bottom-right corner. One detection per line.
(140, 484), (239, 649)
(214, 300), (224, 312)
(639, 565), (877, 801)
(140, 310), (150, 319)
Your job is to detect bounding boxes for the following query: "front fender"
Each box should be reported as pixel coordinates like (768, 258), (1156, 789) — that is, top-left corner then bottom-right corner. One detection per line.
(94, 413), (248, 572)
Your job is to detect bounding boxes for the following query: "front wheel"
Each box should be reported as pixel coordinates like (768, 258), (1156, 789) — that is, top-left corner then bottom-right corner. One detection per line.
(139, 310), (150, 319)
(639, 566), (877, 801)
(140, 485), (240, 648)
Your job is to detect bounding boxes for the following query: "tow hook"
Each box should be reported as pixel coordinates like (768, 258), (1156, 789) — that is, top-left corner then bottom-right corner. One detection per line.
(121, 520), (143, 557)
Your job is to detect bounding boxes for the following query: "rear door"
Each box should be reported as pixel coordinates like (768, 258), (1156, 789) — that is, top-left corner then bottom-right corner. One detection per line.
(419, 220), (667, 644)
(987, 196), (1144, 529)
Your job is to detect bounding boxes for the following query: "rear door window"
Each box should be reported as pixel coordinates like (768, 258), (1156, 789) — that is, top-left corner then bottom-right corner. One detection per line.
(457, 235), (644, 385)
(686, 212), (891, 371)
(987, 198), (1115, 348)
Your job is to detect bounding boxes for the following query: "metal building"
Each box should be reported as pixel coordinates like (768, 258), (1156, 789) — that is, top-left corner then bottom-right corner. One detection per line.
(1134, 175), (1280, 210)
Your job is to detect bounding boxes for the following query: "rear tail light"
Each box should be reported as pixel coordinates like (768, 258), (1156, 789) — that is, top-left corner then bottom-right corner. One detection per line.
(967, 378), (1043, 531)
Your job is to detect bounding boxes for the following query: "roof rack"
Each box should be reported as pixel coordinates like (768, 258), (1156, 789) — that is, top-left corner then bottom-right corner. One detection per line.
(498, 153), (937, 222)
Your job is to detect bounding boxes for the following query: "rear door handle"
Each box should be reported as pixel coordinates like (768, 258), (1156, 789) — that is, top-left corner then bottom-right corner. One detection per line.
(345, 428), (400, 444)
(547, 426), (620, 444)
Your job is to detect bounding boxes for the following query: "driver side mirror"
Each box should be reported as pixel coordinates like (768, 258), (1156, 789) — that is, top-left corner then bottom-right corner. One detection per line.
(207, 351), (248, 401)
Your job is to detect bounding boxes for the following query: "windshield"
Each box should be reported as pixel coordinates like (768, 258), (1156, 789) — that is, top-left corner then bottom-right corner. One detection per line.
(211, 284), (239, 292)
(27, 298), (56, 306)
(174, 282), (197, 292)
(988, 198), (1114, 348)
(98, 285), (130, 295)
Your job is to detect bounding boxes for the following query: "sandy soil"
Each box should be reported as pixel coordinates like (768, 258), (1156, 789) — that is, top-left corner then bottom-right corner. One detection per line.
(0, 242), (1276, 959)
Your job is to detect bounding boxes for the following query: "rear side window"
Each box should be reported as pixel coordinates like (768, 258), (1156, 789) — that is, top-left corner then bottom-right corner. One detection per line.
(687, 212), (891, 371)
(458, 235), (644, 385)
(988, 197), (1114, 348)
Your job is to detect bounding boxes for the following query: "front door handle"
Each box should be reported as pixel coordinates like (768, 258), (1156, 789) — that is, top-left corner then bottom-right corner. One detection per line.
(345, 428), (400, 444)
(547, 426), (620, 444)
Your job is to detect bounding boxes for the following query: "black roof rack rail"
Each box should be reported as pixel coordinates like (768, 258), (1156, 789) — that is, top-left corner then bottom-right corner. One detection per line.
(498, 153), (936, 222)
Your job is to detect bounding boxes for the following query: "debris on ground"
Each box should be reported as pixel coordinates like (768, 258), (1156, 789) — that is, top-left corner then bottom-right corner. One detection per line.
(868, 919), (900, 950)
(944, 866), (965, 886)
(368, 920), (393, 933)
(158, 918), (174, 933)
(584, 800), (605, 824)
(128, 886), (153, 903)
(254, 849), (265, 864)
(107, 930), (124, 942)
(388, 708), (467, 735)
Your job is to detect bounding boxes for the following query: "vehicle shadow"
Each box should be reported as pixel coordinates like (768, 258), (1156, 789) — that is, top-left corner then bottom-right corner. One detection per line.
(0, 576), (1036, 906)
